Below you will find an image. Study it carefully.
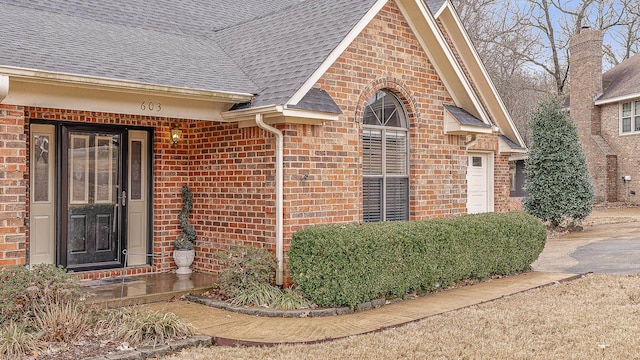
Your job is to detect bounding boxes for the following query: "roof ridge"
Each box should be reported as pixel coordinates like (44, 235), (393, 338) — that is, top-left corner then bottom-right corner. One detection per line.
(211, 0), (304, 33)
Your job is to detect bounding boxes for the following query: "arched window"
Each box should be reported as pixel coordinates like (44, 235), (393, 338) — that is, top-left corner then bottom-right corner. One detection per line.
(362, 90), (409, 222)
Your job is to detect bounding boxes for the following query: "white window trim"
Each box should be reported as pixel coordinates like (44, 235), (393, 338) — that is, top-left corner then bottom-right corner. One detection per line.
(619, 100), (640, 135)
(362, 90), (410, 222)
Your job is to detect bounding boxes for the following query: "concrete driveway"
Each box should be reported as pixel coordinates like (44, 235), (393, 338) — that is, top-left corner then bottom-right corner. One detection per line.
(532, 207), (640, 275)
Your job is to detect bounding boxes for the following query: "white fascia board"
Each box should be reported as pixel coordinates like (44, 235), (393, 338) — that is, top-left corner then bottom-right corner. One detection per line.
(221, 105), (284, 121)
(0, 66), (254, 103)
(222, 104), (339, 124)
(281, 107), (341, 121)
(440, 1), (526, 148)
(594, 93), (640, 106)
(509, 153), (528, 161)
(444, 123), (493, 135)
(396, 0), (491, 125)
(287, 0), (389, 106)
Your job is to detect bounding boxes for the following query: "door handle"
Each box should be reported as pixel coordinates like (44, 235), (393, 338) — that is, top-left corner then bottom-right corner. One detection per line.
(121, 191), (127, 207)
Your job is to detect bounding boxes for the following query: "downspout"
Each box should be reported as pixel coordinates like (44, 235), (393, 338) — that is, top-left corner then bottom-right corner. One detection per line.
(255, 114), (284, 287)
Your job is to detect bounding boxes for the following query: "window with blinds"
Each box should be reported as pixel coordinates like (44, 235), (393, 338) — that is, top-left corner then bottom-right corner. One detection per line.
(362, 90), (409, 222)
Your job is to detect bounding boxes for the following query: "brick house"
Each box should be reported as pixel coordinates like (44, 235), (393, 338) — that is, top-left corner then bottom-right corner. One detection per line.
(570, 28), (640, 204)
(0, 0), (525, 285)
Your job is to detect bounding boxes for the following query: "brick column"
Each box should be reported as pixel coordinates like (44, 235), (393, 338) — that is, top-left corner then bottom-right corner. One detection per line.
(0, 105), (26, 266)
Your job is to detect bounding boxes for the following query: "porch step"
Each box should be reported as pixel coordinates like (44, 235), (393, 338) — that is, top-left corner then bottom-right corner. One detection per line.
(81, 272), (217, 307)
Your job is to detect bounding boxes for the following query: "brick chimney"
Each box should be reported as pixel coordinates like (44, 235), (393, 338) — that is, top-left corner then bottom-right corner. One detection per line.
(569, 27), (618, 202)
(569, 26), (603, 136)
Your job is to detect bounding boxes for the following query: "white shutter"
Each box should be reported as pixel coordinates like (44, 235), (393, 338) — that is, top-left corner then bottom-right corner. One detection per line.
(385, 130), (406, 175)
(363, 128), (382, 175)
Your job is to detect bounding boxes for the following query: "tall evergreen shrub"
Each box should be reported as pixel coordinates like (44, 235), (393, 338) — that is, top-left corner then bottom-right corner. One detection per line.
(524, 97), (594, 227)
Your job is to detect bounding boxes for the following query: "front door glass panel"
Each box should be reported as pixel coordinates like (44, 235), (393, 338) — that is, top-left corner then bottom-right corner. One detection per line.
(66, 130), (121, 269)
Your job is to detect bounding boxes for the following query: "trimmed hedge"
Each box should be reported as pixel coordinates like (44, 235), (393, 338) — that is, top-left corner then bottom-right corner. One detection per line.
(288, 211), (546, 308)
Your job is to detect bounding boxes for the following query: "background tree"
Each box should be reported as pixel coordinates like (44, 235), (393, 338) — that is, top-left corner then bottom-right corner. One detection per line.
(451, 0), (640, 145)
(523, 97), (593, 227)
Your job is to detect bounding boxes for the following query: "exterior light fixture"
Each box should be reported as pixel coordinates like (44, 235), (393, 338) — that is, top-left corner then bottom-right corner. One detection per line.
(170, 125), (182, 146)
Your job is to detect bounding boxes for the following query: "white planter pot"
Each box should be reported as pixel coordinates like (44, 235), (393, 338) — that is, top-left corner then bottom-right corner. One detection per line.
(173, 249), (195, 275)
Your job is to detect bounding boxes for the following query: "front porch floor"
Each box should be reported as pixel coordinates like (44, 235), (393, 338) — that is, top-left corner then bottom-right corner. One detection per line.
(81, 271), (217, 307)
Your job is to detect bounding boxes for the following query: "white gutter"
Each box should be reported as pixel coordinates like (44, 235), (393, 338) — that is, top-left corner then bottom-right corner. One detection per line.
(594, 93), (640, 106)
(0, 66), (254, 102)
(255, 114), (284, 286)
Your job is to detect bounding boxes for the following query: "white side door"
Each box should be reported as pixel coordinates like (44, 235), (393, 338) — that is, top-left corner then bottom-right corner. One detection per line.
(466, 153), (492, 214)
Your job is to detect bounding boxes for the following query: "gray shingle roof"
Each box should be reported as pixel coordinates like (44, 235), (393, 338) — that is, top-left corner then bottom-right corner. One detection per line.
(444, 105), (491, 128)
(500, 135), (524, 150)
(0, 0), (377, 112)
(290, 88), (342, 114)
(424, 0), (447, 13)
(1, 0), (302, 36)
(600, 52), (640, 102)
(0, 1), (258, 94)
(215, 0), (378, 108)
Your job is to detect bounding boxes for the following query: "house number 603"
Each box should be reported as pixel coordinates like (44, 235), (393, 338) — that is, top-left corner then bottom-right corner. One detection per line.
(140, 101), (162, 112)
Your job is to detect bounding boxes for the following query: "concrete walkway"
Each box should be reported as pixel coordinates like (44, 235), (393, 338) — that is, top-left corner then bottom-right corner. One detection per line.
(146, 271), (577, 346)
(533, 206), (640, 274)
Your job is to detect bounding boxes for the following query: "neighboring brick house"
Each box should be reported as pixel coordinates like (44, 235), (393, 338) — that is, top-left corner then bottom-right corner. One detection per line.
(570, 27), (640, 204)
(0, 0), (525, 284)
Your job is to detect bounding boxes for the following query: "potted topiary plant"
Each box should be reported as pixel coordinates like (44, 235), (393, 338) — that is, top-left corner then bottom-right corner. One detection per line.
(173, 185), (196, 274)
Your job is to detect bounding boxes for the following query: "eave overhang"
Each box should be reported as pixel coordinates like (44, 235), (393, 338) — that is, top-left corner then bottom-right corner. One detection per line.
(499, 136), (527, 155)
(396, 0), (491, 124)
(443, 105), (492, 135)
(222, 105), (340, 128)
(0, 66), (254, 121)
(594, 93), (640, 106)
(435, 1), (526, 148)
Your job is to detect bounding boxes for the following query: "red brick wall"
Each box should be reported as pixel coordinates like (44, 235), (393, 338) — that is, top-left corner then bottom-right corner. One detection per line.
(274, 2), (507, 282)
(0, 104), (27, 267)
(188, 122), (276, 273)
(494, 153), (511, 212)
(309, 3), (469, 224)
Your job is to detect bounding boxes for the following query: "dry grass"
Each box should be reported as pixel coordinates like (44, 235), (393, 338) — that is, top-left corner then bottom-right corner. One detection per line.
(163, 274), (640, 359)
(100, 307), (195, 347)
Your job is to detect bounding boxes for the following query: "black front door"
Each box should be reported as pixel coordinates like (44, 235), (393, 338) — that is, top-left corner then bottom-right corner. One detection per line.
(61, 125), (127, 270)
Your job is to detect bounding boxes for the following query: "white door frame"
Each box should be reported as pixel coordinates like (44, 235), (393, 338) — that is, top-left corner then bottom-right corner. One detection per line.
(466, 151), (494, 214)
(29, 124), (56, 265)
(29, 123), (151, 269)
